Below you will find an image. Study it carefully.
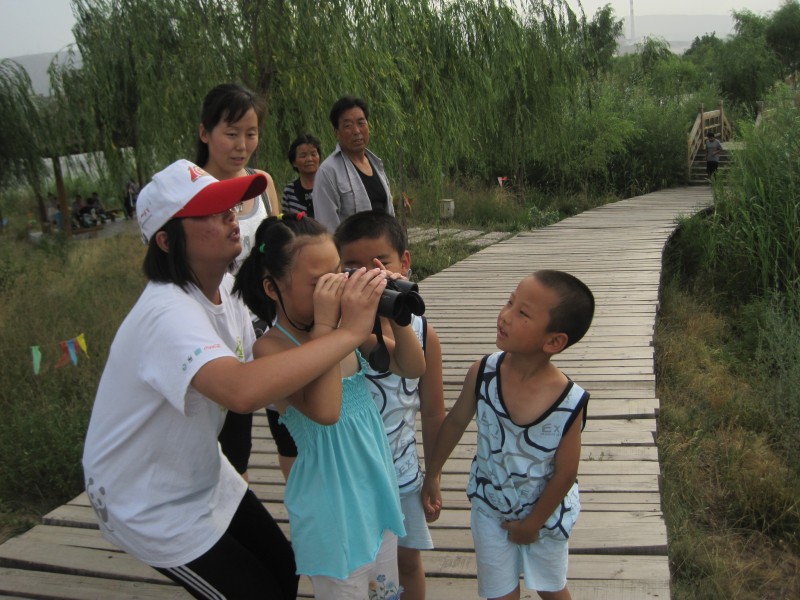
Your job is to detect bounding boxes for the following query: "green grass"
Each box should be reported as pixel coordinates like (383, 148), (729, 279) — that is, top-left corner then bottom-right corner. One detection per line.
(0, 215), (147, 533)
(398, 178), (613, 232)
(655, 281), (800, 598)
(655, 88), (800, 596)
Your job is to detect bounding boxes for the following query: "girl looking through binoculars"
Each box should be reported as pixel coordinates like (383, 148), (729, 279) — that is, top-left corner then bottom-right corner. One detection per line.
(232, 211), (426, 598)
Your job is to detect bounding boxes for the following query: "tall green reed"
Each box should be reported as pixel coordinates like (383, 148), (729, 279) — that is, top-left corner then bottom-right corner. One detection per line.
(707, 85), (800, 305)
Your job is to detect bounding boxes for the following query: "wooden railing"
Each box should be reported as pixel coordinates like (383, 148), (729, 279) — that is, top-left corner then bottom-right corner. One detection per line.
(754, 101), (766, 129)
(687, 102), (733, 180)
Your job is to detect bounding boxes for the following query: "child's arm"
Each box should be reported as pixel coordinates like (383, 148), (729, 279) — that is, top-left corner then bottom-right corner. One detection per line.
(419, 321), (445, 473)
(193, 268), (386, 413)
(383, 318), (426, 378)
(294, 271), (349, 423)
(358, 268), (426, 378)
(501, 408), (584, 545)
(421, 359), (480, 521)
(261, 272), (348, 424)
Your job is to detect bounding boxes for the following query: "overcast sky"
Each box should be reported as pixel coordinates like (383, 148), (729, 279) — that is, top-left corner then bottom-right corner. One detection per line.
(0, 0), (788, 59)
(567, 1), (784, 19)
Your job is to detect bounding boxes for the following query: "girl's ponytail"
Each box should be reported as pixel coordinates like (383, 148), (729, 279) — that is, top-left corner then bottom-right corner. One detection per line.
(233, 235), (276, 323)
(233, 213), (328, 322)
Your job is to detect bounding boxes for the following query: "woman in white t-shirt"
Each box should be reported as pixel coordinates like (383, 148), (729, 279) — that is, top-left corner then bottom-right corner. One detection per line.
(82, 159), (387, 599)
(196, 83), (281, 481)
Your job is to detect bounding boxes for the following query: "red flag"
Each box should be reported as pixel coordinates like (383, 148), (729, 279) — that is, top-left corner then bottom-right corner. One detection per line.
(55, 340), (71, 369)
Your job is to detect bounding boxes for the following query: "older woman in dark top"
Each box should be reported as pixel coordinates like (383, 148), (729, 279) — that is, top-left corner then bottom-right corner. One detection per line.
(282, 133), (321, 217)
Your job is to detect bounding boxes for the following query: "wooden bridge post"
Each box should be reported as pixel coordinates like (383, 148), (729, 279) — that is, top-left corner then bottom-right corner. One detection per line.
(699, 103), (705, 136)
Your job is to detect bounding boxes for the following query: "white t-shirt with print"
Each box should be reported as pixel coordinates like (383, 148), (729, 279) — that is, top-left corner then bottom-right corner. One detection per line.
(82, 275), (253, 568)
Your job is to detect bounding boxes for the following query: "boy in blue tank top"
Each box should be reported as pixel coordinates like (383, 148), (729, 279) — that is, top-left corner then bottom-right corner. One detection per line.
(335, 211), (446, 600)
(422, 270), (595, 600)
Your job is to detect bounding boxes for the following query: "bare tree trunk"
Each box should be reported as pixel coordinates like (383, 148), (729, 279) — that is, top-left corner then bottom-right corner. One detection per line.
(53, 156), (71, 238)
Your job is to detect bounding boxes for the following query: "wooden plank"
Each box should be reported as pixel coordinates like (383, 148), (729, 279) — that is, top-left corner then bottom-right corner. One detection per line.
(442, 421), (659, 446)
(0, 567), (189, 599)
(247, 443), (662, 464)
(68, 487), (665, 513)
(27, 505), (667, 557)
(423, 457), (662, 476)
(0, 537), (168, 584)
(7, 525), (666, 600)
(296, 572), (670, 599)
(418, 552), (670, 579)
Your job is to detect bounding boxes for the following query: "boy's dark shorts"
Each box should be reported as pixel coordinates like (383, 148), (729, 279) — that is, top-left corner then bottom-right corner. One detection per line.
(267, 409), (298, 457)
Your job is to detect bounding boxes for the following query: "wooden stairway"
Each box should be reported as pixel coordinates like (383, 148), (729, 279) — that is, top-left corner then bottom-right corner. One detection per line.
(688, 143), (733, 185)
(687, 102), (733, 185)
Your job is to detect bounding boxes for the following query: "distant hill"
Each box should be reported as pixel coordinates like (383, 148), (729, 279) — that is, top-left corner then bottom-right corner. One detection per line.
(4, 50), (80, 96)
(620, 14), (735, 54)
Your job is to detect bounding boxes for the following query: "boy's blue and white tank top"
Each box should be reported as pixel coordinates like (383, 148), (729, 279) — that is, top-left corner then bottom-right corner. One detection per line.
(467, 351), (589, 540)
(365, 315), (426, 493)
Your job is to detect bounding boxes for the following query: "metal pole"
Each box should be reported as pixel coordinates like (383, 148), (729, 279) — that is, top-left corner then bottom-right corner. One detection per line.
(630, 0), (635, 39)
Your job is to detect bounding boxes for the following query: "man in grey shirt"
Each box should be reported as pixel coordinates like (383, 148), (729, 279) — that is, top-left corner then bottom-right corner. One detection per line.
(313, 96), (395, 231)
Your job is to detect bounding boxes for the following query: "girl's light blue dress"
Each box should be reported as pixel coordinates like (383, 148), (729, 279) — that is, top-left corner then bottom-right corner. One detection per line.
(279, 338), (405, 579)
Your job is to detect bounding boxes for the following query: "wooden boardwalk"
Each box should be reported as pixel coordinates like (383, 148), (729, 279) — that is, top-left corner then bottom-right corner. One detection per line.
(0, 187), (712, 599)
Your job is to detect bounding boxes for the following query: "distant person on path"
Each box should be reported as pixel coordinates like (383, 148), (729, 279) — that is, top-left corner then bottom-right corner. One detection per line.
(124, 178), (139, 219)
(197, 82), (281, 482)
(83, 160), (389, 599)
(313, 96), (394, 231)
(705, 130), (723, 178)
(282, 133), (321, 218)
(422, 270), (595, 600)
(335, 210), (446, 600)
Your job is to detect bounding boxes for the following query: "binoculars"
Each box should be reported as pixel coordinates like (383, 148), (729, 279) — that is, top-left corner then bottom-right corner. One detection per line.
(344, 269), (426, 372)
(345, 269), (425, 326)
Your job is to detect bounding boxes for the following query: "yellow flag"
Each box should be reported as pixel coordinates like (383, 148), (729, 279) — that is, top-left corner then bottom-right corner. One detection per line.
(77, 333), (89, 356)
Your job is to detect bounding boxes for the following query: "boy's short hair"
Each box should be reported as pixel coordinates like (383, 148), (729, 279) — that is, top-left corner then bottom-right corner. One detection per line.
(535, 270), (594, 349)
(334, 210), (406, 256)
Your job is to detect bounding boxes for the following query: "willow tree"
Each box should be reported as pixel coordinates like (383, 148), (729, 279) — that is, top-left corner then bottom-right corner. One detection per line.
(765, 0), (800, 78)
(68, 0), (227, 181)
(55, 0), (619, 198)
(0, 60), (49, 229)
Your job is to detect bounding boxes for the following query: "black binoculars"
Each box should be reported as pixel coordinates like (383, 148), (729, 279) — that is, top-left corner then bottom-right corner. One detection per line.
(344, 269), (426, 372)
(345, 269), (425, 326)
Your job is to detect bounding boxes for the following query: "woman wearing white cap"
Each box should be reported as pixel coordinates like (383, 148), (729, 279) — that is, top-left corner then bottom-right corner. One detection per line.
(82, 159), (389, 599)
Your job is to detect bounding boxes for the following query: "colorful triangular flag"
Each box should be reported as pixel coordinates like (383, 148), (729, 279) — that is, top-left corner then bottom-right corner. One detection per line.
(31, 345), (42, 375)
(76, 333), (88, 356)
(55, 340), (71, 369)
(67, 339), (78, 366)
